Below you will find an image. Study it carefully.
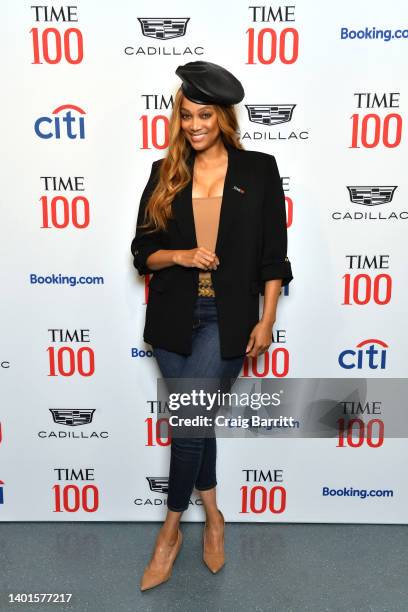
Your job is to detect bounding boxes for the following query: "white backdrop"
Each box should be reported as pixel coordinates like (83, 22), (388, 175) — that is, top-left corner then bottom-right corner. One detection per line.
(1, 0), (407, 522)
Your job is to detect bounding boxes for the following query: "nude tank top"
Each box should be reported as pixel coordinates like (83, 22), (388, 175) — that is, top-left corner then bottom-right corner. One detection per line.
(192, 196), (222, 281)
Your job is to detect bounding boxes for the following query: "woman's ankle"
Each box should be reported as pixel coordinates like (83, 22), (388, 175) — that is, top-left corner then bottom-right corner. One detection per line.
(159, 523), (180, 544)
(205, 508), (223, 527)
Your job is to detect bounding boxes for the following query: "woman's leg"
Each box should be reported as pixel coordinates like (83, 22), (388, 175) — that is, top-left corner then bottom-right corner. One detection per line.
(152, 342), (208, 514)
(194, 353), (244, 496)
(152, 345), (187, 378)
(175, 296), (244, 563)
(144, 297), (244, 576)
(173, 297), (245, 517)
(143, 298), (216, 581)
(141, 345), (187, 582)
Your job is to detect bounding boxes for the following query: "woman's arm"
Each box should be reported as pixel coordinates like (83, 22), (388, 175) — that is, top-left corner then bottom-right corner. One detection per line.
(260, 279), (282, 325)
(259, 154), (293, 324)
(130, 160), (166, 276)
(246, 154), (293, 357)
(259, 154), (293, 289)
(261, 155), (293, 327)
(130, 160), (219, 273)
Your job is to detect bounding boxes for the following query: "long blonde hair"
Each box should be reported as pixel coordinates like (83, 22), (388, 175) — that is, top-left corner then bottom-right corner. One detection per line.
(139, 87), (244, 234)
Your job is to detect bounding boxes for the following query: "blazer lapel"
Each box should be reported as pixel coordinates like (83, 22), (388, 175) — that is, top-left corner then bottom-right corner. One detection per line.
(171, 141), (243, 258)
(171, 157), (197, 249)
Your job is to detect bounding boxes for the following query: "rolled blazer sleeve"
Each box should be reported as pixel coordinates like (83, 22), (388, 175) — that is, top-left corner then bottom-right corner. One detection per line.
(130, 160), (163, 276)
(260, 154), (293, 288)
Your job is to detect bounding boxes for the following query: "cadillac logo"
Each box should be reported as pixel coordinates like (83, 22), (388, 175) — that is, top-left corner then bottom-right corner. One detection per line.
(146, 476), (169, 493)
(246, 104), (296, 126)
(49, 409), (95, 426)
(138, 17), (190, 40)
(346, 186), (398, 206)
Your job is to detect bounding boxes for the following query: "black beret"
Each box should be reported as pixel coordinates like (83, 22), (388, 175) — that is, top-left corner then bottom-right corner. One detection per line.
(175, 60), (245, 106)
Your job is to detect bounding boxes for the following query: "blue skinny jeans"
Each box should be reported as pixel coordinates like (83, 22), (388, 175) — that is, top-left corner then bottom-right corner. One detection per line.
(152, 295), (245, 512)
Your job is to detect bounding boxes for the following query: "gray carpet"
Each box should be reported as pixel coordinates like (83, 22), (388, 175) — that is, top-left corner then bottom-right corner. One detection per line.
(0, 521), (407, 611)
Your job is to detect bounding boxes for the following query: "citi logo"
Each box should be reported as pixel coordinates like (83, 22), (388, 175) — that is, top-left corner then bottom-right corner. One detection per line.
(34, 104), (86, 140)
(138, 17), (190, 40)
(346, 186), (398, 206)
(338, 339), (388, 370)
(245, 104), (296, 126)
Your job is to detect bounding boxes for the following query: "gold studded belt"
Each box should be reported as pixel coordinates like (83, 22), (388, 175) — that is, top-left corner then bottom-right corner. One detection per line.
(198, 277), (215, 297)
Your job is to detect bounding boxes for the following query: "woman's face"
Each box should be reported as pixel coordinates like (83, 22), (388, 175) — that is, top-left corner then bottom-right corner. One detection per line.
(180, 96), (220, 151)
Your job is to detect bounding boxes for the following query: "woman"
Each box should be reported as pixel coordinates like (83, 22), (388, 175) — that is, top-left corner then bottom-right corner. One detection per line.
(131, 60), (293, 591)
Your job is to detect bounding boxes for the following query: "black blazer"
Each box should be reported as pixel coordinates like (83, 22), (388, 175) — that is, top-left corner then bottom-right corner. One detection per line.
(130, 140), (293, 358)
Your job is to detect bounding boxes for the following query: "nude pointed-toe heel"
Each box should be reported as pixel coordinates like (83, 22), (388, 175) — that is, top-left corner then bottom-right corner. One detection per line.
(140, 528), (183, 591)
(203, 509), (225, 574)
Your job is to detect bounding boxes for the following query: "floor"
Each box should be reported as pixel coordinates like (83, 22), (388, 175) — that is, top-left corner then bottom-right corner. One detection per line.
(1, 521), (407, 611)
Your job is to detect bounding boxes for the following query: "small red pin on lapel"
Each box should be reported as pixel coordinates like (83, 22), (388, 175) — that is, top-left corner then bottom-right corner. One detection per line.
(233, 185), (245, 194)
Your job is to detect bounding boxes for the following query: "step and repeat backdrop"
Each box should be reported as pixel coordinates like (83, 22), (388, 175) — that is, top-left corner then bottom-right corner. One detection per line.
(1, 0), (407, 522)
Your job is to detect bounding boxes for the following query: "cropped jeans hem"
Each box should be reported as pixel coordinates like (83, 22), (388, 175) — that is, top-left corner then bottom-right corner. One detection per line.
(195, 481), (217, 491)
(167, 502), (190, 513)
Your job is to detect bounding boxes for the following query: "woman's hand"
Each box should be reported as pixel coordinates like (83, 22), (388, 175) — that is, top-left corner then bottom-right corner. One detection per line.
(173, 248), (219, 270)
(245, 320), (274, 358)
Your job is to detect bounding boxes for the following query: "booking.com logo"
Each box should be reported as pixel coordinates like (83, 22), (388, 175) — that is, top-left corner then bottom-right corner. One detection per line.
(322, 486), (393, 499)
(340, 26), (408, 42)
(30, 273), (104, 287)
